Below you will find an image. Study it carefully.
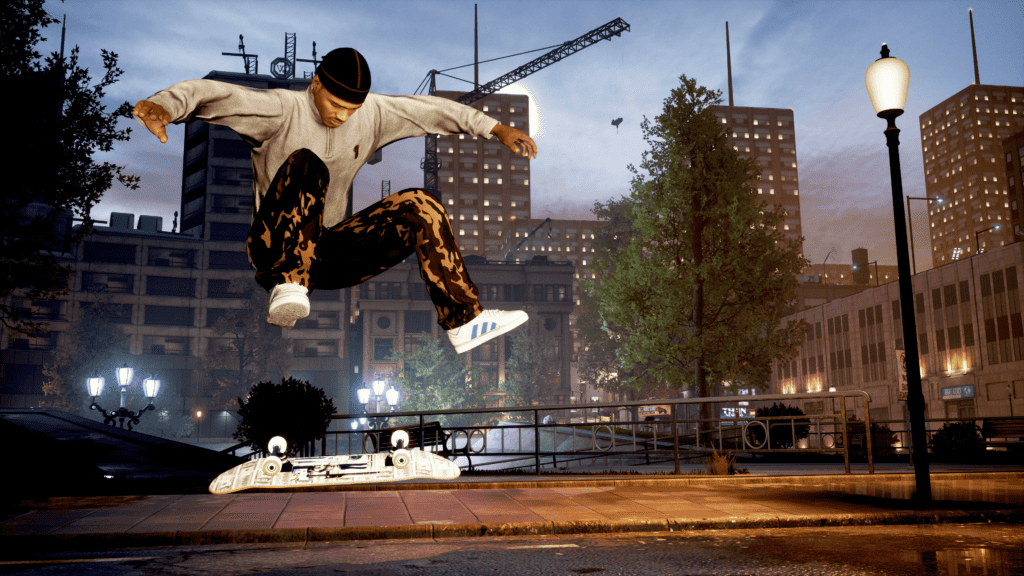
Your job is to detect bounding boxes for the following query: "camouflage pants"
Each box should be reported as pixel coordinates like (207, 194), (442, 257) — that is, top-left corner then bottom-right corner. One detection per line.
(246, 148), (483, 330)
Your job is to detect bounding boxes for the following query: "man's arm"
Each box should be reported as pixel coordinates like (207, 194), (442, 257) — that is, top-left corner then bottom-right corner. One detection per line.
(133, 80), (284, 145)
(490, 124), (538, 159)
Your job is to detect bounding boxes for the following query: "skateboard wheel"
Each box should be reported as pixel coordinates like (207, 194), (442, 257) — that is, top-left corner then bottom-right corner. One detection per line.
(268, 436), (288, 456)
(391, 430), (410, 449)
(392, 449), (410, 468)
(263, 456), (283, 476)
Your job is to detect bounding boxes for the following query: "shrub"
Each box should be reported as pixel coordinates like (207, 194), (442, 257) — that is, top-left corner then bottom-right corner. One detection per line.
(234, 377), (336, 457)
(928, 420), (983, 462)
(746, 403), (810, 449)
(844, 417), (898, 459)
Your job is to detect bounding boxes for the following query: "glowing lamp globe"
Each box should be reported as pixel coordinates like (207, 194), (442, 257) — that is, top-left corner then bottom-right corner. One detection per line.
(865, 44), (910, 119)
(142, 377), (161, 399)
(87, 376), (105, 397)
(357, 388), (371, 404)
(116, 364), (133, 387)
(385, 387), (400, 406)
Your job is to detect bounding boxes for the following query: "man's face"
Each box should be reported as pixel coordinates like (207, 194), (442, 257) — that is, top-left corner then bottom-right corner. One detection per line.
(311, 76), (362, 127)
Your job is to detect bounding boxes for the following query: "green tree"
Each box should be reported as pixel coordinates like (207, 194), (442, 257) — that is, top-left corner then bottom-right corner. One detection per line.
(502, 328), (559, 411)
(584, 75), (808, 422)
(40, 297), (129, 416)
(2, 0), (139, 337)
(200, 279), (293, 408)
(388, 334), (484, 427)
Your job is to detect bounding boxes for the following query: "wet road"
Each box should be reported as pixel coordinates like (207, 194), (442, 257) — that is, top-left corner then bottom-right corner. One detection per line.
(1, 523), (1021, 575)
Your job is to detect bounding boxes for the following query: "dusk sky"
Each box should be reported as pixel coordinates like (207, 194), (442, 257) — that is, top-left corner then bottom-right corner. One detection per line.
(35, 0), (1024, 270)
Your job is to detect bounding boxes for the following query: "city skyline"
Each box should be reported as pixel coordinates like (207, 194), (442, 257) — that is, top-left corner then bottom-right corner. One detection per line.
(34, 0), (1024, 269)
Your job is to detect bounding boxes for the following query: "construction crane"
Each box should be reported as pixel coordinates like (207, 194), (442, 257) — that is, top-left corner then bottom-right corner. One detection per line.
(416, 17), (630, 196)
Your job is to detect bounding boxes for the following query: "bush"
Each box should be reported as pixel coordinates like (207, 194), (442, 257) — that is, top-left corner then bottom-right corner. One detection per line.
(234, 377), (336, 457)
(843, 417), (898, 459)
(928, 420), (983, 462)
(746, 403), (810, 449)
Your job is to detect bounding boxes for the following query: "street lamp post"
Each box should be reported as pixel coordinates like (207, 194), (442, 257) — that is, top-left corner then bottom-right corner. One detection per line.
(906, 196), (943, 274)
(357, 376), (400, 429)
(974, 224), (1001, 255)
(865, 43), (930, 501)
(87, 364), (160, 430)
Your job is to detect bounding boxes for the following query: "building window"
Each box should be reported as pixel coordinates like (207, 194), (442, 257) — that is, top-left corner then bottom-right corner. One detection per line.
(144, 305), (193, 326)
(208, 250), (251, 270)
(146, 276), (197, 298)
(83, 242), (136, 264)
(374, 338), (394, 360)
(209, 222), (250, 241)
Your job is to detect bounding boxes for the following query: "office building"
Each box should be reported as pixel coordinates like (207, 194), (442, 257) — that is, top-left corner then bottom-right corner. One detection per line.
(920, 84), (1024, 265)
(435, 90), (531, 258)
(768, 241), (1023, 424)
(1003, 129), (1024, 241)
(711, 105), (805, 256)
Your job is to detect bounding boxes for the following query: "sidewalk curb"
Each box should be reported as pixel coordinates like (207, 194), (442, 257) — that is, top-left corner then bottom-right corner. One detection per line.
(4, 509), (1021, 552)
(238, 470), (1024, 493)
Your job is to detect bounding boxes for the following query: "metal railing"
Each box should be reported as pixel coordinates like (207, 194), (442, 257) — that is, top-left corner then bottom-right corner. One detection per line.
(224, 391), (881, 475)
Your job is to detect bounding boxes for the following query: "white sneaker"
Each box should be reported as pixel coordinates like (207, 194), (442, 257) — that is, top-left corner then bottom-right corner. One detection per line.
(267, 283), (310, 327)
(447, 309), (529, 354)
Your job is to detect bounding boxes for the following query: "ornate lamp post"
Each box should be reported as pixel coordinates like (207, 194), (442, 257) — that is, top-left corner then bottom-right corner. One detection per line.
(865, 43), (930, 501)
(974, 224), (1001, 255)
(87, 364), (160, 430)
(357, 376), (400, 429)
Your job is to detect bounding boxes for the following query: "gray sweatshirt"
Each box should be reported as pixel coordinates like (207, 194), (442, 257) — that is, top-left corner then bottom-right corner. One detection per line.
(148, 80), (500, 227)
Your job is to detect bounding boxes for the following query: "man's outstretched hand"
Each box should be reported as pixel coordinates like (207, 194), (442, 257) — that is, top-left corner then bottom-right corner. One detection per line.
(490, 124), (537, 159)
(133, 100), (171, 143)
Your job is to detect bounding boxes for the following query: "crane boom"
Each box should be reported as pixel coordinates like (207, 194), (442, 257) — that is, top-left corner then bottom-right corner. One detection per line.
(455, 17), (630, 105)
(421, 17), (630, 195)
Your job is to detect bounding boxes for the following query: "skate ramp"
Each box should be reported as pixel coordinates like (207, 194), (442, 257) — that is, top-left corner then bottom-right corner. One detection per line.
(0, 408), (245, 497)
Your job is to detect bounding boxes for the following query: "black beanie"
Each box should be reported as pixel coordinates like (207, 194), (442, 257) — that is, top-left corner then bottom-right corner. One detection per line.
(315, 48), (371, 104)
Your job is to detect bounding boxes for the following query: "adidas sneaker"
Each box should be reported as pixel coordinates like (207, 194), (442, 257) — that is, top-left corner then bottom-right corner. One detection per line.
(447, 309), (529, 354)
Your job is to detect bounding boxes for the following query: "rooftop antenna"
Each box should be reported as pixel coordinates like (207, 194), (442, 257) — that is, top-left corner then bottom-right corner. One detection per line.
(297, 41), (321, 79)
(474, 4), (479, 90)
(726, 21), (734, 106)
(222, 35), (258, 74)
(969, 8), (980, 84)
(271, 32), (297, 78)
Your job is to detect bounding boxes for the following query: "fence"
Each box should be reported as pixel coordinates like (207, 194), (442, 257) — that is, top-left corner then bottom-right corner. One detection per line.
(225, 391), (885, 474)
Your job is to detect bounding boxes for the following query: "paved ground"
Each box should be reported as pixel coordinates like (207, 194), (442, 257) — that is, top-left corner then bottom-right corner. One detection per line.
(3, 470), (1021, 551)
(2, 409), (1020, 552)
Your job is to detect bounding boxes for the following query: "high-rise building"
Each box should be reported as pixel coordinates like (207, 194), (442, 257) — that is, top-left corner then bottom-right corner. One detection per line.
(711, 105), (805, 256)
(1002, 129), (1024, 242)
(919, 84), (1024, 265)
(435, 90), (531, 258)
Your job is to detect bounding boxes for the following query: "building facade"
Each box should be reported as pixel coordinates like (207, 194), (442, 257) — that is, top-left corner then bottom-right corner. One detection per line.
(1003, 129), (1024, 242)
(711, 105), (805, 255)
(435, 90), (531, 258)
(920, 84), (1024, 265)
(768, 242), (1023, 424)
(0, 213), (353, 428)
(353, 255), (575, 409)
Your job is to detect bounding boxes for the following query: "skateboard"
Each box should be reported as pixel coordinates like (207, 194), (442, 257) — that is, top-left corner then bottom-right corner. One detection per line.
(209, 430), (461, 494)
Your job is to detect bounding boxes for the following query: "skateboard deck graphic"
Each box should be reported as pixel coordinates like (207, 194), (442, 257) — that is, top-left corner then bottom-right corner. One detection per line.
(209, 432), (460, 494)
